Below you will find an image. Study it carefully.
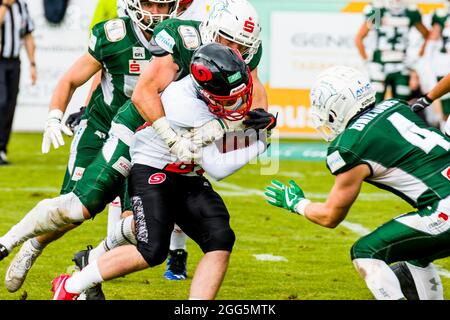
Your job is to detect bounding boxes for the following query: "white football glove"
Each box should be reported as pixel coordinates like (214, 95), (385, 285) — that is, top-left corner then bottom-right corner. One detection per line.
(184, 118), (246, 148)
(41, 109), (73, 154)
(152, 116), (200, 162)
(169, 137), (201, 163)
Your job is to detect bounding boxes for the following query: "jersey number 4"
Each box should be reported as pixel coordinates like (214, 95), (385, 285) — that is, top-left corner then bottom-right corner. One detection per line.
(388, 112), (450, 153)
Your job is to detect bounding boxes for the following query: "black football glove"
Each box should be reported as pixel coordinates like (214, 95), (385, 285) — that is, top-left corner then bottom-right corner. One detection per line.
(410, 95), (433, 113)
(65, 106), (86, 133)
(243, 108), (278, 131)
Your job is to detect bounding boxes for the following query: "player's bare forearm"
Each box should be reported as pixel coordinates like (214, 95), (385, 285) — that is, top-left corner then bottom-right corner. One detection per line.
(355, 23), (370, 60)
(49, 53), (101, 112)
(304, 164), (369, 228)
(84, 71), (102, 106)
(415, 22), (429, 40)
(251, 69), (268, 111)
(131, 55), (178, 122)
(303, 202), (349, 228)
(428, 73), (450, 101)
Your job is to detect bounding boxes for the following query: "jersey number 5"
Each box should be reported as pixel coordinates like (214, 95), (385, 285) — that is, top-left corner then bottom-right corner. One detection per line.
(388, 112), (450, 153)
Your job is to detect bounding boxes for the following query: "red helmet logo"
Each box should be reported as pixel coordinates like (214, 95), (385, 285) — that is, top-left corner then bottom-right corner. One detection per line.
(243, 17), (255, 33)
(191, 64), (212, 82)
(438, 212), (448, 222)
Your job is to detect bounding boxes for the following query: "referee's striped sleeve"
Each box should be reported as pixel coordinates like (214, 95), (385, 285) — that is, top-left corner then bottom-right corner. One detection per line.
(23, 1), (34, 34)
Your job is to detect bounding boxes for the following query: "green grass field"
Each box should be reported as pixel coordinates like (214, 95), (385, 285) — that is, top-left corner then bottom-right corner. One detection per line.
(0, 133), (449, 300)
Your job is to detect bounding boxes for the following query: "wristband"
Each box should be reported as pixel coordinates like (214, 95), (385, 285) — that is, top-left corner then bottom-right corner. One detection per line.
(423, 94), (434, 104)
(152, 116), (177, 147)
(294, 199), (311, 216)
(48, 109), (64, 121)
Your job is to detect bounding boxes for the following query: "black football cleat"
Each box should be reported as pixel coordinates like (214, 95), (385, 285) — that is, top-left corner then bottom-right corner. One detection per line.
(72, 245), (105, 300)
(0, 244), (9, 261)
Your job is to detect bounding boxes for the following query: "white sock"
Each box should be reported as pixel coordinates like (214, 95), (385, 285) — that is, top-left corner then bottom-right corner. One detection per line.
(88, 240), (108, 264)
(107, 197), (122, 237)
(444, 118), (450, 136)
(169, 224), (187, 251)
(406, 262), (443, 300)
(353, 258), (405, 300)
(29, 237), (46, 251)
(65, 260), (104, 294)
(0, 193), (84, 252)
(104, 215), (136, 251)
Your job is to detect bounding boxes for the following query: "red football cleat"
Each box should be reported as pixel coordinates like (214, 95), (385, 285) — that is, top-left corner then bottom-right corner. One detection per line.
(51, 274), (79, 300)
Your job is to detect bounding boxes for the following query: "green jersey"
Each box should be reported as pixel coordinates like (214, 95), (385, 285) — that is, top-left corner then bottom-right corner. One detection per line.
(364, 5), (421, 64)
(432, 8), (450, 54)
(87, 17), (152, 130)
(151, 18), (262, 79)
(327, 99), (450, 209)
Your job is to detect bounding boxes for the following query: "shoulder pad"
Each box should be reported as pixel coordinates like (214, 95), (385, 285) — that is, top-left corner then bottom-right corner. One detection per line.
(149, 37), (171, 57)
(104, 19), (127, 42)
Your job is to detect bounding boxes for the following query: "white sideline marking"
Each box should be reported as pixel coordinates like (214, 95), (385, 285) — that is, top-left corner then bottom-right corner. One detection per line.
(213, 181), (397, 201)
(0, 187), (59, 193)
(253, 254), (288, 262)
(215, 181), (450, 279)
(341, 221), (371, 236)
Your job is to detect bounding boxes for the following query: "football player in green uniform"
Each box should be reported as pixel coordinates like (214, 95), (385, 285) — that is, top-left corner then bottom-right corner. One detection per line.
(355, 0), (429, 103)
(0, 0), (179, 294)
(265, 66), (449, 300)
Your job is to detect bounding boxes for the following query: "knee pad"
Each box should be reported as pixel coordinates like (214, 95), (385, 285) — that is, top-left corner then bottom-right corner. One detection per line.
(353, 258), (405, 300)
(33, 193), (85, 234)
(56, 193), (85, 221)
(136, 241), (169, 267)
(201, 227), (235, 253)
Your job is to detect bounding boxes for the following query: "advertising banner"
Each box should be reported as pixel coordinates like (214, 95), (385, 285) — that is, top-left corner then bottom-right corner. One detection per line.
(13, 0), (97, 131)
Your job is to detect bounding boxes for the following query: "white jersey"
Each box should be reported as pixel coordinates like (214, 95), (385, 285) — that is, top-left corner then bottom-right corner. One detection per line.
(130, 75), (267, 180)
(178, 0), (215, 21)
(130, 76), (214, 173)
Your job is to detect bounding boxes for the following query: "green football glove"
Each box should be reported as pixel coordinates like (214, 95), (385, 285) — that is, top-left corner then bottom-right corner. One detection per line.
(264, 179), (310, 215)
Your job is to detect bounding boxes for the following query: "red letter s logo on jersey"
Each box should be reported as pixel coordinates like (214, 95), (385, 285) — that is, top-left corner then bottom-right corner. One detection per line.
(148, 173), (166, 184)
(243, 18), (255, 33)
(129, 60), (141, 74)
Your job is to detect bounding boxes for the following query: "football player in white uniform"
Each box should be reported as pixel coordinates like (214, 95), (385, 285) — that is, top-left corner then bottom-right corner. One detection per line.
(51, 43), (268, 300)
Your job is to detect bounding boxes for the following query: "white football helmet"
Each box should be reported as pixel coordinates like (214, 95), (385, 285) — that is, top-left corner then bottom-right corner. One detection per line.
(117, 0), (127, 17)
(124, 0), (179, 32)
(309, 66), (376, 141)
(199, 0), (262, 64)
